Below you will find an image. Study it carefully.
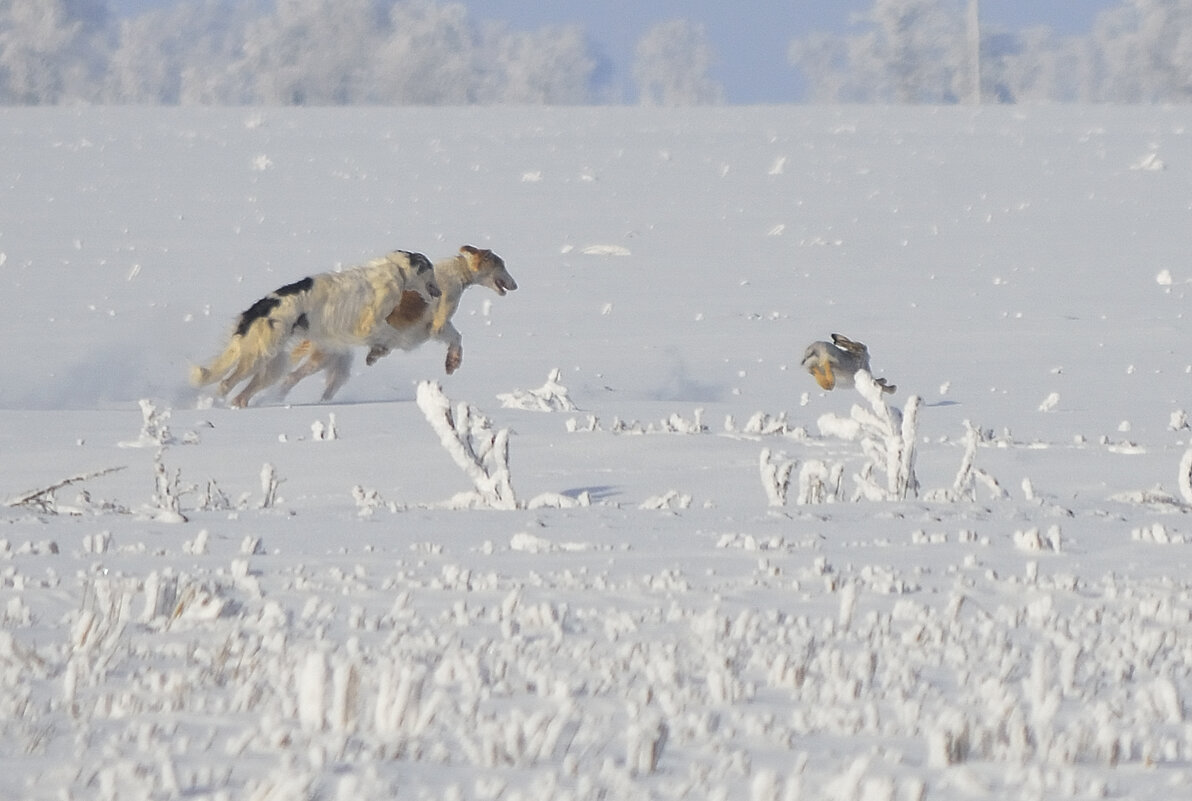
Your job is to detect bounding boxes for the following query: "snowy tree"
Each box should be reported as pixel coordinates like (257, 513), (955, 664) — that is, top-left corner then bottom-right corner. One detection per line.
(482, 23), (597, 104)
(232, 0), (389, 105)
(359, 0), (479, 104)
(791, 0), (973, 103)
(633, 19), (724, 106)
(0, 0), (109, 104)
(1091, 0), (1192, 102)
(792, 0), (1192, 104)
(3, 0), (603, 105)
(104, 0), (261, 104)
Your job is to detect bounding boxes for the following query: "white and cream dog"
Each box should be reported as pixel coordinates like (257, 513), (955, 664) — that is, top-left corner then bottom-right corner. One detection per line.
(281, 245), (517, 401)
(191, 249), (440, 407)
(802, 333), (896, 394)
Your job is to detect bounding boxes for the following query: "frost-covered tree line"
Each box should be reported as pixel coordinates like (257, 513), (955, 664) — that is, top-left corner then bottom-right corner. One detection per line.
(0, 0), (727, 105)
(791, 0), (1192, 104)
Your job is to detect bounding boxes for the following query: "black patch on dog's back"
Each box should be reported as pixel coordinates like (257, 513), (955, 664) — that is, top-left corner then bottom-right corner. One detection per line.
(236, 296), (280, 337)
(234, 277), (313, 337)
(275, 276), (314, 297)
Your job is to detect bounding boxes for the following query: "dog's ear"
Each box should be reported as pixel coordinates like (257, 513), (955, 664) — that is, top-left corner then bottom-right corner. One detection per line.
(460, 245), (491, 272)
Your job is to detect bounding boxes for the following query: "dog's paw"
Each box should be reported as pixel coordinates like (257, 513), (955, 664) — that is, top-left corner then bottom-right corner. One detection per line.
(445, 344), (462, 375)
(365, 346), (389, 366)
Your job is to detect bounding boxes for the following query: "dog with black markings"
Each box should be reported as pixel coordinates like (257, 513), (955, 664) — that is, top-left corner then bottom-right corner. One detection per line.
(281, 245), (517, 401)
(190, 249), (440, 407)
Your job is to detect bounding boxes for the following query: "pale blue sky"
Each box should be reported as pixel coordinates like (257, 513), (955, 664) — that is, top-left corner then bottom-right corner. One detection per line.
(111, 1), (1117, 103)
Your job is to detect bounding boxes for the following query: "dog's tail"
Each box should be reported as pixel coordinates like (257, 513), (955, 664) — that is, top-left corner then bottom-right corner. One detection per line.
(192, 281), (313, 393)
(190, 339), (244, 388)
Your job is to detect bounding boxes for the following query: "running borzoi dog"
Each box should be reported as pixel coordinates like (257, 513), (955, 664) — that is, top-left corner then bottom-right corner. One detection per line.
(190, 249), (440, 407)
(802, 333), (896, 394)
(280, 245), (517, 401)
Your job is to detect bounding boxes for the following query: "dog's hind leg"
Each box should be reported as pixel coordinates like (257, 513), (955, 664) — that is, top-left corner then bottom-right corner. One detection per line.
(231, 350), (290, 408)
(279, 347), (330, 400)
(320, 351), (355, 402)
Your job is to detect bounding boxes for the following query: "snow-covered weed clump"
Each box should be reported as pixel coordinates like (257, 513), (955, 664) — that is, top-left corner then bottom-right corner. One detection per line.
(603, 409), (707, 435)
(759, 449), (845, 507)
(726, 410), (807, 438)
(119, 399), (176, 449)
(814, 372), (920, 501)
(497, 368), (577, 412)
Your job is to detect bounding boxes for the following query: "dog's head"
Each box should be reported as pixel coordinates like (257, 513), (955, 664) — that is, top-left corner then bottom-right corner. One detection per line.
(398, 250), (441, 300)
(460, 245), (517, 296)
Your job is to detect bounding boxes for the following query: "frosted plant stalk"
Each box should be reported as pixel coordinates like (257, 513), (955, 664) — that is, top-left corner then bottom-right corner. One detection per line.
(259, 463), (282, 509)
(417, 381), (517, 509)
(151, 448), (187, 523)
(758, 448), (794, 506)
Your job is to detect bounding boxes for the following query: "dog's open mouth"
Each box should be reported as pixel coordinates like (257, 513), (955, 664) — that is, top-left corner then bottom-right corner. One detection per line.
(495, 277), (516, 296)
(427, 282), (442, 298)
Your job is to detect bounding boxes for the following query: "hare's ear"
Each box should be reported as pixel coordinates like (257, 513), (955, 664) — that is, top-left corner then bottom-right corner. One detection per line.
(831, 333), (867, 355)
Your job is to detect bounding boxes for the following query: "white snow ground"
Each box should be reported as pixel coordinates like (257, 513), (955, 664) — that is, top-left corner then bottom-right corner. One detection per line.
(2, 106), (1192, 800)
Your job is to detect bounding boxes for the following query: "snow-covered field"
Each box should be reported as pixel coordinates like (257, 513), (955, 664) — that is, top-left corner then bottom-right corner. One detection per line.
(3, 105), (1192, 800)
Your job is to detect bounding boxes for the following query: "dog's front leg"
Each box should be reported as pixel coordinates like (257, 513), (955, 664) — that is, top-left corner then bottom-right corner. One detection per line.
(436, 322), (463, 374)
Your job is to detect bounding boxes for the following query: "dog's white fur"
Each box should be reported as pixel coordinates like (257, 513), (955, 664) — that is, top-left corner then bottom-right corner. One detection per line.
(281, 245), (517, 401)
(802, 333), (896, 394)
(190, 249), (440, 407)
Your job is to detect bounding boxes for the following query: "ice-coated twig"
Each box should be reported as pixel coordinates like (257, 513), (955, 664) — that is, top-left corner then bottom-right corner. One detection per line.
(149, 448), (188, 522)
(6, 466), (127, 513)
(926, 420), (1008, 503)
(259, 463), (282, 509)
(1179, 449), (1192, 506)
(417, 381), (517, 510)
